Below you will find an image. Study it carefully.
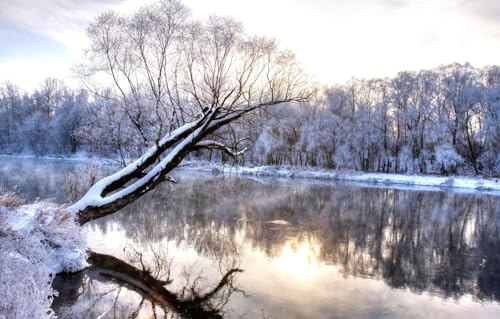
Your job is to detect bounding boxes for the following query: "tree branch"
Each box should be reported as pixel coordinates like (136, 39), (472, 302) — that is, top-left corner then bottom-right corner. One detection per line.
(193, 140), (247, 158)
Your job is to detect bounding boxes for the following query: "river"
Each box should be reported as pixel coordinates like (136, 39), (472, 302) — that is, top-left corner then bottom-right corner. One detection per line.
(1, 158), (500, 319)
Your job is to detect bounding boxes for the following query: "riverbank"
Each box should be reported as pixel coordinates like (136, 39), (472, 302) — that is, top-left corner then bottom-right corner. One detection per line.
(179, 161), (500, 192)
(0, 192), (87, 319)
(2, 154), (500, 192)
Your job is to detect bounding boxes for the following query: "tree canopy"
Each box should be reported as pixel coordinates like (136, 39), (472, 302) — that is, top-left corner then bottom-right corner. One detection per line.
(70, 0), (311, 223)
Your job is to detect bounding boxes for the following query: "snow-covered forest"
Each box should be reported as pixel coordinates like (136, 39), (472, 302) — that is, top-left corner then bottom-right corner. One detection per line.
(1, 63), (499, 176)
(1, 0), (500, 318)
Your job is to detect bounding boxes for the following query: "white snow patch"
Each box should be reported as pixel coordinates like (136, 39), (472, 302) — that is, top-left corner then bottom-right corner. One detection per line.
(1, 201), (88, 274)
(0, 152), (92, 162)
(0, 233), (57, 319)
(265, 220), (290, 225)
(4, 203), (40, 232)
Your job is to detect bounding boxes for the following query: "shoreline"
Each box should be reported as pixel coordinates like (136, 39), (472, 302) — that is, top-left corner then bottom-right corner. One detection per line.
(2, 154), (500, 193)
(178, 161), (500, 193)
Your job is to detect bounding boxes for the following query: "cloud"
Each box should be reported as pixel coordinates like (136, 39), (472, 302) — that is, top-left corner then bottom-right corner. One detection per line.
(0, 0), (122, 52)
(0, 22), (70, 59)
(0, 56), (76, 90)
(454, 0), (500, 36)
(0, 0), (127, 88)
(1, 0), (499, 89)
(459, 0), (500, 21)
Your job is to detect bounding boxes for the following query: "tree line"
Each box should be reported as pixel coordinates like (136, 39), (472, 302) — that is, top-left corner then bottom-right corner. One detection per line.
(0, 63), (499, 177)
(246, 63), (500, 177)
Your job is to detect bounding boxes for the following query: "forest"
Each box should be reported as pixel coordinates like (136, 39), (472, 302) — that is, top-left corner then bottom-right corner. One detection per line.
(1, 63), (499, 177)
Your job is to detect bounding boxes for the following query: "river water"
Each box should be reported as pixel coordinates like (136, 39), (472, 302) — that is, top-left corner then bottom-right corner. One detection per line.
(1, 158), (500, 319)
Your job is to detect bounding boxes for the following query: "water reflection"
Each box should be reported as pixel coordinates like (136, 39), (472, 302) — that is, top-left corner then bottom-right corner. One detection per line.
(90, 176), (500, 305)
(1, 158), (500, 318)
(53, 248), (243, 319)
(276, 236), (324, 278)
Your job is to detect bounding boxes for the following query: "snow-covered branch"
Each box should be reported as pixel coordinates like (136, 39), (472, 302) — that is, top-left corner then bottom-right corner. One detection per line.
(194, 140), (248, 158)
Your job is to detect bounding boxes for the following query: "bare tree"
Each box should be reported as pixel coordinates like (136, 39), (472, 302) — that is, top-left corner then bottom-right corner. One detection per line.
(0, 82), (23, 148)
(71, 0), (311, 224)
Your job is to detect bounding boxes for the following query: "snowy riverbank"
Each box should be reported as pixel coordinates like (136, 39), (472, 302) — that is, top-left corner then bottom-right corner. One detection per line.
(2, 154), (500, 192)
(179, 161), (500, 192)
(0, 193), (87, 319)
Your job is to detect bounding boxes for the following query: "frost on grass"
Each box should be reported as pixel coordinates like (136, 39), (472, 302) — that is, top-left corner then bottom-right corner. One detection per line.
(0, 190), (88, 318)
(0, 233), (56, 319)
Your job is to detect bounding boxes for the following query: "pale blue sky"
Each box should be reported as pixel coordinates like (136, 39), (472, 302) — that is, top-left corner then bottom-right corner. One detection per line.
(1, 0), (499, 90)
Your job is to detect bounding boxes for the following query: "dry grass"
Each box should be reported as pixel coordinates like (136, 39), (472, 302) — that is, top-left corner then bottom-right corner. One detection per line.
(0, 187), (25, 235)
(37, 203), (72, 229)
(0, 188), (24, 209)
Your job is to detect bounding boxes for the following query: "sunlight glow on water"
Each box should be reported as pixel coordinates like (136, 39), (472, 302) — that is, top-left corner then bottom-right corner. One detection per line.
(276, 237), (325, 278)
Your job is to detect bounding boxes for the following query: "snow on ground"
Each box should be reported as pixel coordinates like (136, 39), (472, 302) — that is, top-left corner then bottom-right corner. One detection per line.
(0, 233), (56, 319)
(179, 161), (500, 193)
(0, 152), (90, 162)
(0, 199), (88, 273)
(0, 193), (88, 319)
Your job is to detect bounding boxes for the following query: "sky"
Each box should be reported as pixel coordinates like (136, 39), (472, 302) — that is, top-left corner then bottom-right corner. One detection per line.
(0, 0), (499, 90)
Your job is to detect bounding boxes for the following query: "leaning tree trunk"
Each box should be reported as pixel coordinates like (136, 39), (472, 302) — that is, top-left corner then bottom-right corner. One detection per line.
(69, 101), (299, 225)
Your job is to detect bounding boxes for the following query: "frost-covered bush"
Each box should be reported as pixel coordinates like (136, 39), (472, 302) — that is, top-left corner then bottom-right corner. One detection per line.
(0, 192), (88, 318)
(16, 111), (50, 156)
(434, 143), (463, 175)
(0, 233), (56, 319)
(254, 130), (286, 165)
(396, 146), (422, 174)
(333, 144), (357, 170)
(35, 202), (88, 273)
(0, 188), (23, 210)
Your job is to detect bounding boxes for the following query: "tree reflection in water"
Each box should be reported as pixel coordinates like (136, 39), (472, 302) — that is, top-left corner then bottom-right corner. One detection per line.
(53, 239), (243, 318)
(86, 174), (500, 304)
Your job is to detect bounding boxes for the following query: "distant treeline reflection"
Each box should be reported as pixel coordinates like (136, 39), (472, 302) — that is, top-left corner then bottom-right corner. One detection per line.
(89, 175), (500, 302)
